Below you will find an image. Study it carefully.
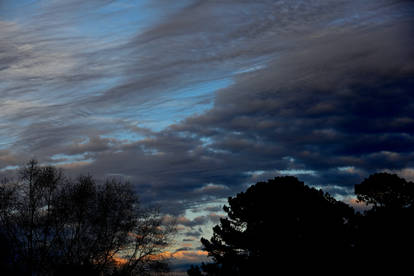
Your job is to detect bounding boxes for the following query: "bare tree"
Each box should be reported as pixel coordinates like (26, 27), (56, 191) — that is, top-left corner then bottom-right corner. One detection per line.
(0, 160), (176, 276)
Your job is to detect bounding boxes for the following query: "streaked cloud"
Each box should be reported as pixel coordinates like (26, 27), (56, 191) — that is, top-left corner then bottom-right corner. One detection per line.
(1, 0), (413, 266)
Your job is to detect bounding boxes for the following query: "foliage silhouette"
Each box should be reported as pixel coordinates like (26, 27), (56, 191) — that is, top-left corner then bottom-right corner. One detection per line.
(0, 160), (175, 276)
(190, 173), (414, 275)
(197, 176), (355, 275)
(1, 161), (413, 275)
(355, 172), (414, 209)
(354, 173), (414, 269)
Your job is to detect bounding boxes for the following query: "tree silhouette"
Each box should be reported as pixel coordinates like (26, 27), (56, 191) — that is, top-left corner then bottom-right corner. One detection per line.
(0, 160), (175, 276)
(198, 176), (355, 275)
(355, 172), (414, 209)
(354, 172), (414, 269)
(0, 229), (16, 275)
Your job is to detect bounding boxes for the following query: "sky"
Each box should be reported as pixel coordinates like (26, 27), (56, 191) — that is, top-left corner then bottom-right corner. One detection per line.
(1, 0), (414, 269)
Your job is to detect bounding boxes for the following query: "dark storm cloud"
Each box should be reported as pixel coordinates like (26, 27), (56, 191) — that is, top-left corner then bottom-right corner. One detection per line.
(174, 55), (414, 190)
(140, 0), (413, 199)
(61, 1), (413, 211)
(1, 0), (414, 219)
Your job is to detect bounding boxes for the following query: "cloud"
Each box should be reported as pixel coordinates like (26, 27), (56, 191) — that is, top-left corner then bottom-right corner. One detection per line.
(167, 0), (414, 190)
(169, 250), (209, 265)
(203, 205), (224, 213)
(169, 213), (224, 229)
(384, 168), (414, 182)
(343, 197), (372, 213)
(185, 230), (204, 239)
(194, 183), (230, 196)
(182, 238), (196, 242)
(1, 0), (414, 251)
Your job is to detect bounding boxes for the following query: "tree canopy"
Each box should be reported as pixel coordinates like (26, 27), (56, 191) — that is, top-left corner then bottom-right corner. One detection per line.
(1, 160), (413, 275)
(355, 172), (414, 209)
(0, 160), (175, 276)
(199, 176), (355, 275)
(353, 173), (414, 269)
(192, 173), (414, 276)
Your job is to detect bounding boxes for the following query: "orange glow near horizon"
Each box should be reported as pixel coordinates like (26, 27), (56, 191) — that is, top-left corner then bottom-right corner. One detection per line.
(113, 250), (209, 265)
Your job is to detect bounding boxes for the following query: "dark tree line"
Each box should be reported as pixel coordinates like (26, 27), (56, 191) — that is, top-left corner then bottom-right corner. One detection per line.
(0, 160), (175, 276)
(188, 173), (414, 275)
